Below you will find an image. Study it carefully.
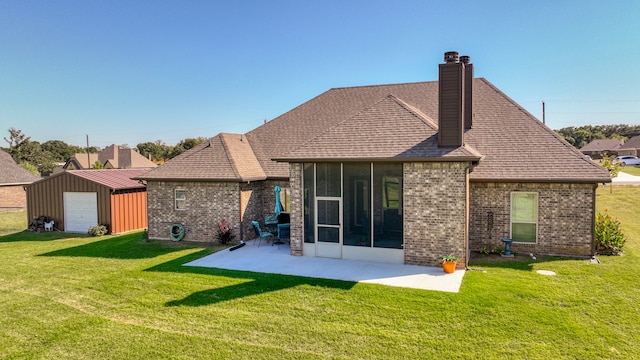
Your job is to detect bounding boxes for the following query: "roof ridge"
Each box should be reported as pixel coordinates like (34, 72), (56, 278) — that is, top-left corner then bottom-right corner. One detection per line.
(388, 95), (438, 131)
(328, 80), (434, 91)
(217, 135), (240, 179)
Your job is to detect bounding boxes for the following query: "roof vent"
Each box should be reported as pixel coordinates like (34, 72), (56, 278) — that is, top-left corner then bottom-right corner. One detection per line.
(460, 55), (470, 64)
(444, 51), (459, 63)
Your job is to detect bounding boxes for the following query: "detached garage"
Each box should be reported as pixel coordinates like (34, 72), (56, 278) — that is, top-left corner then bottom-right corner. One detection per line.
(27, 168), (151, 234)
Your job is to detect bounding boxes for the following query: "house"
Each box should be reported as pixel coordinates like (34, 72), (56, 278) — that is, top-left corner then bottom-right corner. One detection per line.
(579, 139), (623, 159)
(137, 52), (610, 267)
(0, 150), (40, 211)
(64, 144), (157, 170)
(26, 168), (151, 234)
(618, 135), (640, 157)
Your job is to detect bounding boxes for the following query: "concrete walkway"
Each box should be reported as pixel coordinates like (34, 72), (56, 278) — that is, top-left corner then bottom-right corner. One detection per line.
(185, 240), (465, 293)
(612, 171), (640, 185)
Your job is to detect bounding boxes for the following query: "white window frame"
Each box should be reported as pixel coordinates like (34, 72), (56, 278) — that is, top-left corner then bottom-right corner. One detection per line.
(175, 189), (186, 210)
(510, 192), (538, 243)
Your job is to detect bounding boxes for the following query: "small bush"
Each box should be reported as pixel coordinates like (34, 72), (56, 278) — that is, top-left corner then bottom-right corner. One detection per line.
(595, 209), (625, 255)
(215, 219), (235, 244)
(88, 225), (109, 237)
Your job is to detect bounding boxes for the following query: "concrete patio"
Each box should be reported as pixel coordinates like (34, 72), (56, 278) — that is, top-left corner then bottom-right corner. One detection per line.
(185, 239), (465, 293)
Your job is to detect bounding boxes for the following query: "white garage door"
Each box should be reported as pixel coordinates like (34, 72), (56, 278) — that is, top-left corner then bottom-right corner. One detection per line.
(63, 192), (98, 233)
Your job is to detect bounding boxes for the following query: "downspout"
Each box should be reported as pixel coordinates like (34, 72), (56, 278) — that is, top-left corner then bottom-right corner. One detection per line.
(465, 165), (471, 269)
(591, 184), (597, 256)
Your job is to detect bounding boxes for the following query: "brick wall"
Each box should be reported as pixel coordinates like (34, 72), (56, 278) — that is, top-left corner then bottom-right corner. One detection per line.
(403, 162), (469, 267)
(0, 185), (27, 211)
(469, 182), (596, 257)
(289, 163), (303, 256)
(146, 181), (241, 242)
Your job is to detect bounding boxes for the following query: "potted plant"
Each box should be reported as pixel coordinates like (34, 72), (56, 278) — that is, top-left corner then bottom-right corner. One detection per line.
(438, 255), (458, 274)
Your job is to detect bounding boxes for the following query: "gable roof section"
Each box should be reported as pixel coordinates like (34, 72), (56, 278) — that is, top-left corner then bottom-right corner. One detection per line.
(276, 95), (481, 162)
(619, 135), (640, 150)
(580, 139), (623, 152)
(137, 134), (266, 182)
(246, 81), (440, 178)
(0, 150), (40, 185)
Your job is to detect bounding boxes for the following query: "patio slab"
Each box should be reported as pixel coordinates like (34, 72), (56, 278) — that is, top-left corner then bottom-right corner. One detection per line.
(184, 239), (465, 293)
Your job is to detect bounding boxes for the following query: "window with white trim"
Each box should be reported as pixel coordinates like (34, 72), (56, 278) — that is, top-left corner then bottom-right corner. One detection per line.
(510, 192), (538, 243)
(175, 189), (186, 210)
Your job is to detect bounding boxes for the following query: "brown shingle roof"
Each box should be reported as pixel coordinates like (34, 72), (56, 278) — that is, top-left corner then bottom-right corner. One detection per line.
(580, 139), (623, 152)
(619, 135), (640, 150)
(0, 149), (40, 185)
(142, 78), (610, 184)
(275, 95), (481, 162)
(138, 134), (266, 182)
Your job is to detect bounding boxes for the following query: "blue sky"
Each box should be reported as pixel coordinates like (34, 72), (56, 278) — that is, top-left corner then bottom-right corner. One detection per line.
(1, 0), (639, 148)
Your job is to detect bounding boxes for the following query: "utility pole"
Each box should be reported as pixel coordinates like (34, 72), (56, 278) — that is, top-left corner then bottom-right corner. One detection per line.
(86, 135), (91, 169)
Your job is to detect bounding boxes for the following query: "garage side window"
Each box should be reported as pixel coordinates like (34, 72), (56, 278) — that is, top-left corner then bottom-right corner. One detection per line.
(510, 192), (538, 243)
(175, 189), (186, 210)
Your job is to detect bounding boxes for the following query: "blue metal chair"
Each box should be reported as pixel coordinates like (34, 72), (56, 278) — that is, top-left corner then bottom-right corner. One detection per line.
(251, 220), (274, 247)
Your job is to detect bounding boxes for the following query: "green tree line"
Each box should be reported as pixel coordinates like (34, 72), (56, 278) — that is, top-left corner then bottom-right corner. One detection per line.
(2, 128), (205, 176)
(555, 124), (640, 149)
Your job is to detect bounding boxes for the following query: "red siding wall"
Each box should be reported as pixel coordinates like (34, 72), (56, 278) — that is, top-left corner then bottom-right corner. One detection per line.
(110, 190), (147, 234)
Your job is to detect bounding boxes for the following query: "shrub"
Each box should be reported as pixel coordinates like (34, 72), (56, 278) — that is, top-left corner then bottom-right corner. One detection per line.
(88, 225), (108, 237)
(215, 219), (235, 244)
(595, 209), (626, 255)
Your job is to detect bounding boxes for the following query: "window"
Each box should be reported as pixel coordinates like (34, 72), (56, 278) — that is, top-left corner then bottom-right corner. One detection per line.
(175, 189), (186, 210)
(382, 177), (400, 209)
(510, 192), (538, 243)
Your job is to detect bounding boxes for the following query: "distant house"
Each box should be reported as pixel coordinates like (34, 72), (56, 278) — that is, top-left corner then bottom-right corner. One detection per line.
(579, 139), (623, 159)
(0, 150), (40, 211)
(618, 135), (640, 157)
(26, 168), (151, 233)
(137, 52), (610, 268)
(64, 144), (157, 170)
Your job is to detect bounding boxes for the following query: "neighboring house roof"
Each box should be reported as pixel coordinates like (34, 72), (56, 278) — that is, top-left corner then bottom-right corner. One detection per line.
(30, 168), (151, 191)
(0, 149), (40, 185)
(64, 144), (157, 170)
(139, 78), (610, 184)
(137, 134), (266, 182)
(580, 139), (623, 152)
(619, 135), (640, 150)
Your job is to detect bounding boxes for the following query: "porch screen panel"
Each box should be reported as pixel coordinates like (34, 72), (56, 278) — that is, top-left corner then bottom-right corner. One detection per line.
(316, 163), (341, 197)
(303, 163), (315, 243)
(343, 163), (371, 247)
(373, 163), (403, 249)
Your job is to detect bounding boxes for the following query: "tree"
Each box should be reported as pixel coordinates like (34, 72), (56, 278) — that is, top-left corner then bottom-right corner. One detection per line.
(137, 141), (166, 161)
(92, 160), (104, 169)
(169, 137), (206, 158)
(4, 128), (30, 149)
(41, 140), (84, 163)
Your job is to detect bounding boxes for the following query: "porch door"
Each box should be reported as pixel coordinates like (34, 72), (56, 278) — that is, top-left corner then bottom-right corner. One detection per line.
(315, 197), (342, 258)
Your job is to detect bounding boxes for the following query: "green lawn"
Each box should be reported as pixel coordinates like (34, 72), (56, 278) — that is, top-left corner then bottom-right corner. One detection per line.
(620, 166), (640, 176)
(1, 186), (639, 359)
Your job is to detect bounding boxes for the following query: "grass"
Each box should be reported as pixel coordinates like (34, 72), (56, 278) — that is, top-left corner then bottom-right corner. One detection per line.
(0, 210), (28, 236)
(620, 165), (640, 176)
(0, 187), (639, 359)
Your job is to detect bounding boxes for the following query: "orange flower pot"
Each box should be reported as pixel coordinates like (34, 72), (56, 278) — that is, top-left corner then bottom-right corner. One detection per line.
(442, 261), (457, 274)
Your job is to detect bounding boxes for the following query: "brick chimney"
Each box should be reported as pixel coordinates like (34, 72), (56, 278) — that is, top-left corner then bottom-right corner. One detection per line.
(438, 51), (473, 147)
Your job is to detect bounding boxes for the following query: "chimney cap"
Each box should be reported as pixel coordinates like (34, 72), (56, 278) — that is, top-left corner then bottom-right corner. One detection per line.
(444, 51), (459, 63)
(460, 55), (471, 64)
